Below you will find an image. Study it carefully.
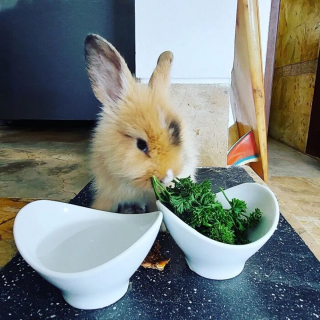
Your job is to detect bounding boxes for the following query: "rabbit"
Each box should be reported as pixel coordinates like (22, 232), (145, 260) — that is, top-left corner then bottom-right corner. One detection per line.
(84, 33), (198, 214)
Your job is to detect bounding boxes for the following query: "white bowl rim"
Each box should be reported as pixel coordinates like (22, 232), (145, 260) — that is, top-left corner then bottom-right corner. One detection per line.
(13, 202), (163, 279)
(156, 182), (280, 250)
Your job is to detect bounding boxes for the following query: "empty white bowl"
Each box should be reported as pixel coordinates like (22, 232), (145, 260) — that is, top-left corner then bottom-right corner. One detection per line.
(156, 183), (279, 280)
(13, 200), (163, 309)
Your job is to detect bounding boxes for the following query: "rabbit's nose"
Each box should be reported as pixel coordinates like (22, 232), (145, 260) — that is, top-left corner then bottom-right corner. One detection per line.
(160, 169), (174, 184)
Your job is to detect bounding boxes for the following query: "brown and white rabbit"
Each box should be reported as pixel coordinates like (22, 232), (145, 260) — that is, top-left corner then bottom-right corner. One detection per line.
(84, 34), (197, 214)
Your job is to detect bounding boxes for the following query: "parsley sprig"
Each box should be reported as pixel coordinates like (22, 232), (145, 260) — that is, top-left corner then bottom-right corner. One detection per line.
(152, 176), (262, 245)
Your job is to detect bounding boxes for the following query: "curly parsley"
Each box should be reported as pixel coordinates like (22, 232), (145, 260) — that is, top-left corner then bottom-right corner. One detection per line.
(152, 176), (262, 245)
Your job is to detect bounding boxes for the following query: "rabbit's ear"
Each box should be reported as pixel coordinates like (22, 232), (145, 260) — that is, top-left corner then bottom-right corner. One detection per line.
(149, 51), (173, 92)
(84, 34), (132, 107)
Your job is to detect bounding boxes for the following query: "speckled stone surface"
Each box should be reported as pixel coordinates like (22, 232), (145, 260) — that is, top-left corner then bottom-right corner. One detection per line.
(1, 167), (320, 320)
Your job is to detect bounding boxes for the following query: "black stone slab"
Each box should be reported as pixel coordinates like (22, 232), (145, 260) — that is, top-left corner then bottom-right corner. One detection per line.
(1, 167), (320, 320)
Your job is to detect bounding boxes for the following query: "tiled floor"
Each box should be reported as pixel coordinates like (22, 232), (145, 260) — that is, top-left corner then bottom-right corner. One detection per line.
(1, 124), (320, 268)
(0, 125), (92, 200)
(0, 124), (92, 267)
(267, 138), (320, 260)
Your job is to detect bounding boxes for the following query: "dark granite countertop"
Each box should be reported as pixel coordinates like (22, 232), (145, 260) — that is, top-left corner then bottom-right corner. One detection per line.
(1, 167), (320, 320)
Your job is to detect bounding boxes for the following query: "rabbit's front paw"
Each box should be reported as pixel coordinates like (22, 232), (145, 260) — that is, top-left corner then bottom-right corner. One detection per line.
(117, 202), (146, 214)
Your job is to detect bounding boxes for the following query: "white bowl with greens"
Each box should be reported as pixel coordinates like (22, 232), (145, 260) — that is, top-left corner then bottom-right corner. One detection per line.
(153, 177), (279, 280)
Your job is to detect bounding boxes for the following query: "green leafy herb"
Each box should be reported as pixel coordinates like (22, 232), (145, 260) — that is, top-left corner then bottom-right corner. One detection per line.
(152, 176), (262, 245)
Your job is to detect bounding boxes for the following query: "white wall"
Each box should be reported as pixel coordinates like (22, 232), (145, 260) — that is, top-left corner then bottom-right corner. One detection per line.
(135, 0), (271, 85)
(135, 0), (272, 128)
(135, 0), (238, 83)
(259, 0), (272, 74)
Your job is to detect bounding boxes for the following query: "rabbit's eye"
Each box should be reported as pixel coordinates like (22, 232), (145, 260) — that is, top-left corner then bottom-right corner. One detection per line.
(137, 138), (148, 154)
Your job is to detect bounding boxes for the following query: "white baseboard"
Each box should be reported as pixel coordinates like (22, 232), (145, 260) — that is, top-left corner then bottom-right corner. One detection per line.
(137, 78), (231, 85)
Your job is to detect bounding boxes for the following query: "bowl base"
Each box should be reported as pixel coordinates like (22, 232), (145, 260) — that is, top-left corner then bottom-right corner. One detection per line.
(186, 258), (245, 280)
(62, 282), (129, 310)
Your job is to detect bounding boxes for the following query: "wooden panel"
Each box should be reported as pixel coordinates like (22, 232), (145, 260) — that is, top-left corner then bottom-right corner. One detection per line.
(275, 0), (320, 68)
(277, 0), (320, 36)
(0, 198), (35, 267)
(269, 0), (320, 153)
(274, 59), (318, 78)
(230, 0), (268, 182)
(264, 0), (281, 131)
(269, 74), (315, 152)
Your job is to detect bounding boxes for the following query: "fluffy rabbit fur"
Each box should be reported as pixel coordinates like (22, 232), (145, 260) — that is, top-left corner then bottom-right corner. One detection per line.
(84, 34), (197, 213)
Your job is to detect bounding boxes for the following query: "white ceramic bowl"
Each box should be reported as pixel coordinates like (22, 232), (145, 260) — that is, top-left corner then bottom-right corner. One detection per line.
(14, 200), (163, 309)
(156, 183), (279, 280)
